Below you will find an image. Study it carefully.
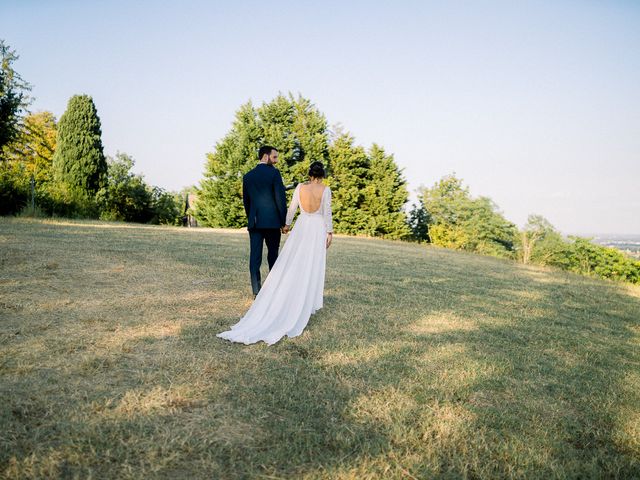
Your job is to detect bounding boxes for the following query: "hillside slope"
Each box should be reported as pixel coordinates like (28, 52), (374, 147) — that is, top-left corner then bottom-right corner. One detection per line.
(1, 218), (639, 479)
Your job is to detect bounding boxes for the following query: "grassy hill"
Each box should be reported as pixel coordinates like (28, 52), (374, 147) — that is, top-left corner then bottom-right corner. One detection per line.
(1, 218), (639, 479)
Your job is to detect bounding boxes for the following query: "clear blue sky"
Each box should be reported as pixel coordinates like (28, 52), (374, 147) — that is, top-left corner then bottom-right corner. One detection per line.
(3, 0), (639, 235)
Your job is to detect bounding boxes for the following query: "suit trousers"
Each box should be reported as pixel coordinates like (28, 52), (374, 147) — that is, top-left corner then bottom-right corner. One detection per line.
(248, 228), (281, 295)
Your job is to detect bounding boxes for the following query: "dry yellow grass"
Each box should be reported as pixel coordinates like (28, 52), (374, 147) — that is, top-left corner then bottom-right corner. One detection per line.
(1, 217), (639, 479)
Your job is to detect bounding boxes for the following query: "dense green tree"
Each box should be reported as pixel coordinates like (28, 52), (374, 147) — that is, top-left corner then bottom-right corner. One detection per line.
(98, 153), (153, 222)
(0, 40), (32, 155)
(149, 186), (182, 225)
(0, 111), (57, 216)
(419, 174), (517, 258)
(4, 111), (57, 183)
(407, 201), (430, 242)
(97, 152), (181, 225)
(198, 94), (411, 237)
(52, 94), (107, 197)
(259, 94), (329, 183)
(325, 133), (370, 234)
(466, 196), (517, 256)
(197, 102), (260, 227)
(197, 94), (329, 227)
(0, 162), (29, 215)
(359, 144), (411, 239)
(420, 174), (470, 226)
(420, 175), (475, 250)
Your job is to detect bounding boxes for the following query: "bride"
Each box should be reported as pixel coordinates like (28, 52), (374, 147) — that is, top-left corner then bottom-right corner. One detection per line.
(216, 161), (333, 345)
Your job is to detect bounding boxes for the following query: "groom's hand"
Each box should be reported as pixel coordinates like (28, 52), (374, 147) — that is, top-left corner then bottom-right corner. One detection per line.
(282, 225), (290, 234)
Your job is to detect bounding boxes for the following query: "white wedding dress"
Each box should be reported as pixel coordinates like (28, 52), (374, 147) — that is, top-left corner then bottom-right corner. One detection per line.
(216, 184), (333, 345)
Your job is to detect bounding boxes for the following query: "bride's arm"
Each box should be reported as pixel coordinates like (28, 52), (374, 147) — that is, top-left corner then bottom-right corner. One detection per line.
(285, 184), (300, 229)
(324, 187), (333, 247)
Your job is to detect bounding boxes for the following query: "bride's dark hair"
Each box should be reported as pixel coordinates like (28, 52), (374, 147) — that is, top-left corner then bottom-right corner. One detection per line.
(308, 161), (326, 179)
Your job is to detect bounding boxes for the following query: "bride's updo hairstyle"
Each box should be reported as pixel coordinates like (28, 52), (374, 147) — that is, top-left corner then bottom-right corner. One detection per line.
(308, 161), (326, 179)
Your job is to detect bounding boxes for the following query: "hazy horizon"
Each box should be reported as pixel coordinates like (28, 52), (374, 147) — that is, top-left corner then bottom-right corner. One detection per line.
(2, 0), (639, 235)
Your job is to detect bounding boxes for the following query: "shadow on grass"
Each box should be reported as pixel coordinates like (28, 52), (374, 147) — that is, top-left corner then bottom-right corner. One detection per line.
(2, 222), (639, 478)
(169, 239), (640, 478)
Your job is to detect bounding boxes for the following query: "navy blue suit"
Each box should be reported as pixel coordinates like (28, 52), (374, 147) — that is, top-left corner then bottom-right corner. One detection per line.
(242, 163), (287, 295)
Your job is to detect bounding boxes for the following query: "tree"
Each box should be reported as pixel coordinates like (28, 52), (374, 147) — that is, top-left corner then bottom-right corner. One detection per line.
(197, 93), (329, 227)
(0, 40), (32, 155)
(198, 94), (411, 237)
(419, 174), (474, 250)
(149, 186), (182, 225)
(3, 111), (57, 183)
(98, 152), (181, 225)
(197, 101), (262, 227)
(0, 162), (29, 215)
(407, 201), (430, 242)
(0, 111), (57, 215)
(98, 152), (153, 222)
(360, 144), (411, 239)
(326, 133), (370, 234)
(419, 174), (517, 258)
(420, 174), (470, 226)
(465, 196), (517, 257)
(52, 94), (107, 197)
(517, 214), (563, 264)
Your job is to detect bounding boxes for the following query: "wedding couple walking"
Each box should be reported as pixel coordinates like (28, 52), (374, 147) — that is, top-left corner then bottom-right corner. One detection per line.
(216, 146), (333, 345)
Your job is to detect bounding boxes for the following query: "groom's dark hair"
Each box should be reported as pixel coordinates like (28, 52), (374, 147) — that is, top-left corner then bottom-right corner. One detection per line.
(258, 145), (277, 159)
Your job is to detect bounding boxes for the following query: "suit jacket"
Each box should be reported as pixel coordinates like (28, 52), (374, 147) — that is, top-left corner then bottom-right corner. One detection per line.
(242, 163), (287, 230)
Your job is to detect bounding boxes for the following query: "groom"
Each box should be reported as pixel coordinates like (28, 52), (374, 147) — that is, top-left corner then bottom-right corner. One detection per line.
(243, 146), (288, 297)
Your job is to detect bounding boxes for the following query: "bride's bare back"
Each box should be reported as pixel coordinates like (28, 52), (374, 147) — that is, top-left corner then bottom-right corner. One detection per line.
(299, 182), (326, 213)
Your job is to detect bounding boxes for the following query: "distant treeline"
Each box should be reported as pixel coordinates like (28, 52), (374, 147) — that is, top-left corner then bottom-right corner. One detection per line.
(2, 40), (638, 284)
(0, 40), (187, 225)
(409, 175), (640, 283)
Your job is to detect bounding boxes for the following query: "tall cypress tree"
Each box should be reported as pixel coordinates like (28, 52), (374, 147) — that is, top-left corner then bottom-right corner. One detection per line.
(197, 93), (329, 227)
(52, 95), (107, 196)
(361, 144), (411, 239)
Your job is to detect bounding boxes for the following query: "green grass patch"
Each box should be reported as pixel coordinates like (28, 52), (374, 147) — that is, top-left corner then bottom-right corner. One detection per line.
(1, 218), (638, 478)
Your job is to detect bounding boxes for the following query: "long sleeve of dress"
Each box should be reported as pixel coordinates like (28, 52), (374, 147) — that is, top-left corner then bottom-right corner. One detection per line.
(285, 184), (300, 226)
(323, 187), (333, 233)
